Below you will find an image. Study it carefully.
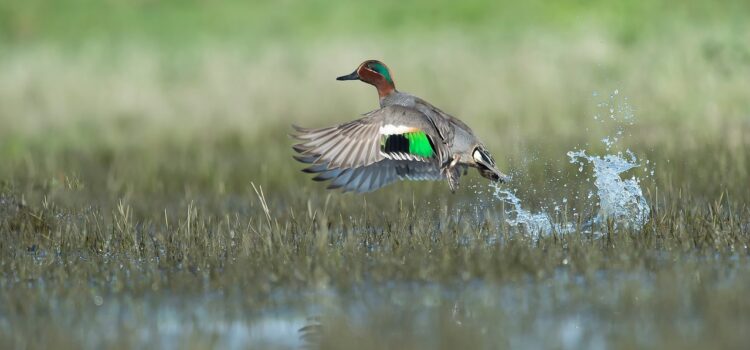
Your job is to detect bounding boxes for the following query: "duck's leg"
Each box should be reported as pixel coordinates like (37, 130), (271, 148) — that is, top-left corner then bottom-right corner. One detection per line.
(443, 155), (461, 193)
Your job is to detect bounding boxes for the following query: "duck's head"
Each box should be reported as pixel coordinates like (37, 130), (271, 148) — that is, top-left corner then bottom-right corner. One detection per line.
(470, 145), (511, 183)
(336, 60), (396, 98)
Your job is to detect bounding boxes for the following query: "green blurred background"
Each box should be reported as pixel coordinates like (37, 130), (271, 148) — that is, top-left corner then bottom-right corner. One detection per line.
(1, 0), (748, 202)
(1, 0), (748, 45)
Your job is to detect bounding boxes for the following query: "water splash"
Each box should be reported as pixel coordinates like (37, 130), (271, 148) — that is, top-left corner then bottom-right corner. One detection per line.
(491, 184), (574, 238)
(491, 90), (650, 236)
(567, 150), (649, 230)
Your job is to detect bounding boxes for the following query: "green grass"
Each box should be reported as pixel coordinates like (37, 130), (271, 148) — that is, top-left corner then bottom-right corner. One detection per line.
(1, 2), (750, 348)
(1, 0), (749, 46)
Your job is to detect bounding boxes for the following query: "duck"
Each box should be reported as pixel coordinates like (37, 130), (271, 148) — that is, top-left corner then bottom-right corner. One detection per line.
(292, 60), (510, 193)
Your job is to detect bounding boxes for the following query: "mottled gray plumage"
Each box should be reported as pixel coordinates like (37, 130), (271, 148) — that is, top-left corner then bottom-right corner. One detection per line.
(293, 60), (510, 193)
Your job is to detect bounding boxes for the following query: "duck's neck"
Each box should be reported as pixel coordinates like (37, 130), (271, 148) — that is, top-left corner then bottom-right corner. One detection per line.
(376, 81), (396, 99)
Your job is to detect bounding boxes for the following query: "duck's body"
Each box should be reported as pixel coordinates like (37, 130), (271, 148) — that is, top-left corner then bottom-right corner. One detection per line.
(293, 60), (509, 193)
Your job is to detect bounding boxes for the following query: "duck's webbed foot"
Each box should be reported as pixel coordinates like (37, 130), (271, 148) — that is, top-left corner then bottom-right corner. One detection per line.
(443, 155), (461, 193)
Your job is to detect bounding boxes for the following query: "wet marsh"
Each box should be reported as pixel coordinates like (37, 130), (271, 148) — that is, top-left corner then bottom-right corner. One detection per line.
(1, 2), (750, 349)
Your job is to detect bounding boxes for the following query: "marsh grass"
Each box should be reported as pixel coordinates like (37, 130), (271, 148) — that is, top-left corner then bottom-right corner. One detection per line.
(1, 17), (750, 350)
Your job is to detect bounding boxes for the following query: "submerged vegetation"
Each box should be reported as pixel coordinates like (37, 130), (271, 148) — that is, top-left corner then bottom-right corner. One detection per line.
(1, 0), (750, 349)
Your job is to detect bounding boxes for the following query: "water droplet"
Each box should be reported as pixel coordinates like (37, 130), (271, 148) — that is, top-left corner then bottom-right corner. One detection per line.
(491, 89), (650, 237)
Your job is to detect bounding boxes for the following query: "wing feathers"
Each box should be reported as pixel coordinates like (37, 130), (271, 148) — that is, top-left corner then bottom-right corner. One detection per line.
(293, 119), (382, 169)
(297, 158), (444, 193)
(292, 105), (450, 192)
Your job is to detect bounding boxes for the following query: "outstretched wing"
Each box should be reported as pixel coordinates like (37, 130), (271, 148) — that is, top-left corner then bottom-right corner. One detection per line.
(292, 119), (382, 170)
(293, 105), (446, 168)
(292, 105), (448, 192)
(297, 157), (444, 193)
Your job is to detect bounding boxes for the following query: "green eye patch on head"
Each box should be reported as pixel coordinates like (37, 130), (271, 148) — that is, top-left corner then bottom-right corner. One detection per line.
(369, 62), (393, 84)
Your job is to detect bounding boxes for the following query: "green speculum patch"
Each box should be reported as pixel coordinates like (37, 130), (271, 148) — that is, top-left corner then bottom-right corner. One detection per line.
(381, 131), (435, 158)
(405, 132), (434, 158)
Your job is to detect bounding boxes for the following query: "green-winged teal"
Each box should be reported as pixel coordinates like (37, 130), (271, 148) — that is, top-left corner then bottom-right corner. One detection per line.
(292, 60), (510, 193)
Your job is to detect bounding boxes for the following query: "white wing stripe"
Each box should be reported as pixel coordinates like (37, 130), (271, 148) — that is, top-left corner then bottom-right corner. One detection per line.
(379, 124), (418, 135)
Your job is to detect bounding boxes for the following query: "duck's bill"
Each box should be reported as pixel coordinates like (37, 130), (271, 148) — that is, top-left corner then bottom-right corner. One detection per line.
(477, 163), (511, 183)
(336, 70), (359, 81)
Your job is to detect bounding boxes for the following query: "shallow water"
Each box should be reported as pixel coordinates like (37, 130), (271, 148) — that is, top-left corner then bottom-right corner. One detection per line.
(7, 257), (745, 350)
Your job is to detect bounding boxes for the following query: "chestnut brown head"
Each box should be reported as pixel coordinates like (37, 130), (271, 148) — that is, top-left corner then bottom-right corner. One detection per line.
(336, 60), (396, 97)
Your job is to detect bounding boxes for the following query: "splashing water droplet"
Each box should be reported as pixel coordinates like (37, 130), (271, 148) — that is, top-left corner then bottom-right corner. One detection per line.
(567, 150), (650, 230)
(489, 89), (650, 238)
(491, 184), (571, 238)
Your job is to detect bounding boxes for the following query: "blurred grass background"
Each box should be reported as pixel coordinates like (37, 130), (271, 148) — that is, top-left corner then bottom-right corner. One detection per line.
(1, 0), (748, 45)
(1, 0), (748, 202)
(1, 1), (750, 349)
